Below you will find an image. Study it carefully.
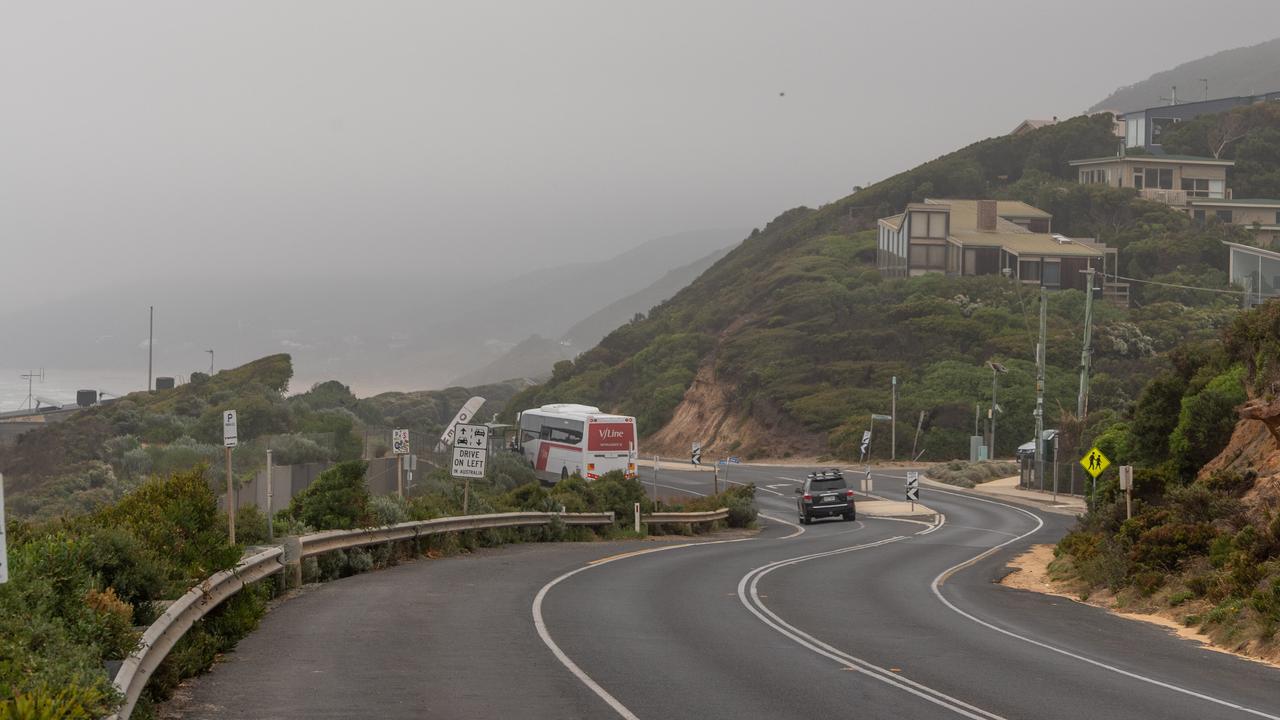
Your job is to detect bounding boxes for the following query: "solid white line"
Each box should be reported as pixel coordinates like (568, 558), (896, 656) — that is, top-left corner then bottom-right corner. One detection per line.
(737, 537), (1005, 720)
(652, 482), (706, 497)
(927, 487), (1280, 720)
(533, 537), (753, 719)
(758, 512), (805, 539)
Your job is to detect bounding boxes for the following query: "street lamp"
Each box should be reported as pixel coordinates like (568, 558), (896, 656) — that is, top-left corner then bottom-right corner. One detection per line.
(987, 361), (1008, 459)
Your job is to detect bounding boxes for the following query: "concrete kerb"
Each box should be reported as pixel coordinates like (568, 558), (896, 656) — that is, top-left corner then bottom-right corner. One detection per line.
(857, 500), (939, 523)
(919, 476), (1086, 516)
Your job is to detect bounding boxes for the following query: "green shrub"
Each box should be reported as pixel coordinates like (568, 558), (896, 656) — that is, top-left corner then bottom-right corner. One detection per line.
(287, 461), (370, 530)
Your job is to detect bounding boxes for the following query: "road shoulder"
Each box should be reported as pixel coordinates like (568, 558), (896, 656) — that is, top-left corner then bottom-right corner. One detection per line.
(1001, 544), (1280, 669)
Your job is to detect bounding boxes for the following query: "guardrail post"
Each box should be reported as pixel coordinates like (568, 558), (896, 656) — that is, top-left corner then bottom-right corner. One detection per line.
(282, 536), (303, 589)
(633, 502), (640, 533)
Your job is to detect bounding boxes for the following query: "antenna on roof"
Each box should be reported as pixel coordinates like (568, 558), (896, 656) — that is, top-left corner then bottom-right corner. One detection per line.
(1160, 85), (1178, 106)
(19, 369), (45, 411)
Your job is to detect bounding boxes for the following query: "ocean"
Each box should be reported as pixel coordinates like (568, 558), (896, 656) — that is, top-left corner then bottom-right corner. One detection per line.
(0, 368), (145, 412)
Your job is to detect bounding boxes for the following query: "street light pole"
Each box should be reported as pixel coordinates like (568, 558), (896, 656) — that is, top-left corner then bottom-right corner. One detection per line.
(987, 361), (1007, 460)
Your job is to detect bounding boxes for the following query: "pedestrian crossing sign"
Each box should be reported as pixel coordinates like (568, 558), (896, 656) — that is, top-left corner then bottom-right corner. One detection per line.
(1080, 447), (1111, 479)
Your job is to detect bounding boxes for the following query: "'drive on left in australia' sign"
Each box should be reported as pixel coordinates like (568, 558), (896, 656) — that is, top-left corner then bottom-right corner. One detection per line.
(451, 423), (488, 479)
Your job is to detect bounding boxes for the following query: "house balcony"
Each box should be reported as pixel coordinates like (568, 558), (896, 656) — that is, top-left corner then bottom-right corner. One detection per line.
(1139, 188), (1189, 206)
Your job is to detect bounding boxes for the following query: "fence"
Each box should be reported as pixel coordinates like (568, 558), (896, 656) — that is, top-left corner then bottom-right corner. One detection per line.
(1017, 458), (1091, 497)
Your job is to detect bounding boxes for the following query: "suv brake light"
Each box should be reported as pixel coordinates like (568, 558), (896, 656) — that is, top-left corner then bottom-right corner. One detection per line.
(802, 494), (812, 501)
(845, 489), (854, 498)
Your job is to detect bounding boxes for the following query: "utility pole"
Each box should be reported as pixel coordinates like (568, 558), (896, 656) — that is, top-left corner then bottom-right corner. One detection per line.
(1034, 286), (1048, 493)
(987, 362), (1007, 459)
(891, 376), (897, 461)
(1078, 268), (1096, 421)
(147, 306), (154, 392)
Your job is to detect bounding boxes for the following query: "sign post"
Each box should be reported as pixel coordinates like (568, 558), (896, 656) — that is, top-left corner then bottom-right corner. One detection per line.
(451, 424), (489, 514)
(223, 410), (238, 544)
(1118, 465), (1134, 519)
(265, 449), (274, 543)
(392, 428), (410, 498)
(0, 473), (8, 585)
(905, 471), (920, 511)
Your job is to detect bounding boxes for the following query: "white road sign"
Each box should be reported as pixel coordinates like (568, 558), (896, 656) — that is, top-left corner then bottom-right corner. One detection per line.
(906, 486), (920, 502)
(906, 471), (920, 487)
(437, 396), (486, 451)
(392, 428), (410, 455)
(223, 410), (238, 448)
(451, 424), (488, 479)
(906, 471), (920, 503)
(0, 473), (8, 584)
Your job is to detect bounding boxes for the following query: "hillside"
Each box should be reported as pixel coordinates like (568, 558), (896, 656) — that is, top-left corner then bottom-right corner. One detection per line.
(451, 245), (734, 387)
(1091, 37), (1280, 112)
(505, 113), (1263, 460)
(1047, 301), (1280, 662)
(0, 355), (520, 519)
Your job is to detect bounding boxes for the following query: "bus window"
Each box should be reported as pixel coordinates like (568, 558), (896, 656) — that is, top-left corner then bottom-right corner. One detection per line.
(542, 425), (584, 444)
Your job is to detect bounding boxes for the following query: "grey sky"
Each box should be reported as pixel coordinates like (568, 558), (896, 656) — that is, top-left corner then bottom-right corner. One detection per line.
(3, 1), (1280, 377)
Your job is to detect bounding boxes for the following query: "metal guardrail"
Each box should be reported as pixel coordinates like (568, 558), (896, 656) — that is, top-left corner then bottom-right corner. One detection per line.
(642, 508), (729, 524)
(299, 511), (614, 558)
(106, 510), (616, 719)
(108, 546), (285, 720)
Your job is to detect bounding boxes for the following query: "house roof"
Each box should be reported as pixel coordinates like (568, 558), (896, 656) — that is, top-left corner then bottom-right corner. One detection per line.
(879, 213), (904, 230)
(1225, 240), (1280, 261)
(923, 198), (1051, 226)
(1070, 154), (1234, 167)
(951, 231), (1104, 257)
(1010, 119), (1056, 135)
(1189, 198), (1280, 208)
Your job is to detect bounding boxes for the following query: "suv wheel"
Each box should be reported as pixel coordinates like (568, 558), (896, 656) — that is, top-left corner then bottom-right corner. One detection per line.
(843, 511), (855, 521)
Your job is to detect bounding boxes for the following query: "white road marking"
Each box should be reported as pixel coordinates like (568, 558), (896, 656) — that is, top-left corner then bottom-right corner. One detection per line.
(758, 512), (805, 539)
(534, 537), (753, 719)
(927, 487), (1280, 720)
(737, 536), (1005, 720)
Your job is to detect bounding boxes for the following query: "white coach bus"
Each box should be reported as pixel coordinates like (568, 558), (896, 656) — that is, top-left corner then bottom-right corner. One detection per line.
(516, 404), (638, 483)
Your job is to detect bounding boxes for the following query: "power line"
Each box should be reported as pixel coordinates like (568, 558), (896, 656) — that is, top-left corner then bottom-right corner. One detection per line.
(1112, 274), (1260, 298)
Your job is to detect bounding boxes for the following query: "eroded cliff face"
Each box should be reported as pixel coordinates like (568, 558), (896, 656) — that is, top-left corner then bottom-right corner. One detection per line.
(1201, 398), (1280, 514)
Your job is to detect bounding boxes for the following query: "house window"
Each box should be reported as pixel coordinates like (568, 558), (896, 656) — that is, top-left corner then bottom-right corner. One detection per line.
(1217, 210), (1234, 223)
(909, 244), (947, 270)
(1018, 259), (1041, 282)
(1181, 178), (1213, 197)
(1133, 168), (1144, 190)
(1042, 262), (1061, 287)
(1143, 167), (1173, 190)
(1193, 209), (1206, 225)
(1150, 117), (1180, 144)
(909, 212), (947, 239)
(1275, 211), (1280, 225)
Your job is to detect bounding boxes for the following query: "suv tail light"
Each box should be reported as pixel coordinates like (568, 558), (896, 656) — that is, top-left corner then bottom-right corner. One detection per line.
(846, 489), (854, 498)
(802, 494), (812, 501)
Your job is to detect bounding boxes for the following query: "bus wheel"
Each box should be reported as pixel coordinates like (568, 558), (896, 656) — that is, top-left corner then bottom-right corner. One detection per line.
(561, 467), (569, 481)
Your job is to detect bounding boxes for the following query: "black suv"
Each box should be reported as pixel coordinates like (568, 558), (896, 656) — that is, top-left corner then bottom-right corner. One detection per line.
(795, 469), (855, 524)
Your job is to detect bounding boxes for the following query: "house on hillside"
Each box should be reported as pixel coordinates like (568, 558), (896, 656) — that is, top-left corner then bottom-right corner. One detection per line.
(1226, 241), (1280, 307)
(1070, 153), (1233, 203)
(876, 198), (1124, 301)
(1188, 199), (1280, 246)
(1116, 91), (1280, 152)
(1009, 118), (1057, 136)
(1071, 153), (1280, 247)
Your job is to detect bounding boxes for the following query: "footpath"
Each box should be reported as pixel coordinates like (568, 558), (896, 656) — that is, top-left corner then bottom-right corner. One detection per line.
(924, 474), (1086, 516)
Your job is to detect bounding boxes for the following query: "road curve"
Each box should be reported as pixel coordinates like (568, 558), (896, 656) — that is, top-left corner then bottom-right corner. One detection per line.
(167, 467), (1280, 719)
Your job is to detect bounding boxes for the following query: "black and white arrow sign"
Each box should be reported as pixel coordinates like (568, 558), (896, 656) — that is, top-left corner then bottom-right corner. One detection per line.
(906, 486), (920, 502)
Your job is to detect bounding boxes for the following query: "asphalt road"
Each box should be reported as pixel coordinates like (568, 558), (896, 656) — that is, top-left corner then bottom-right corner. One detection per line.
(169, 466), (1280, 719)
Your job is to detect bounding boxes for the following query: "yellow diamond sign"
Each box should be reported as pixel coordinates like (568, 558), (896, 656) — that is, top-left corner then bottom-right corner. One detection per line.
(1080, 447), (1111, 479)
